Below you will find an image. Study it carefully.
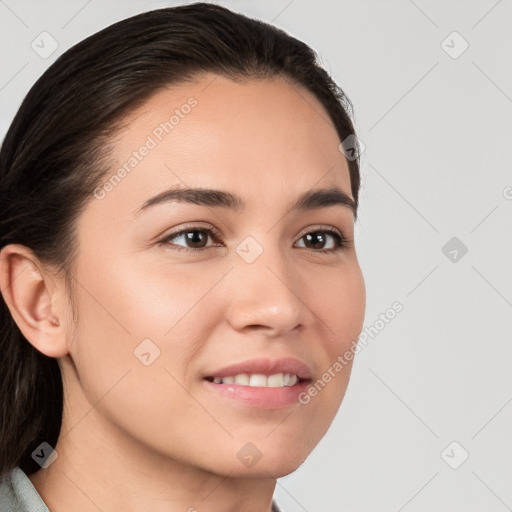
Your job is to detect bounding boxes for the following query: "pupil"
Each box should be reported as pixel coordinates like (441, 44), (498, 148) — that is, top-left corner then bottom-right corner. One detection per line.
(187, 231), (206, 248)
(306, 232), (325, 249)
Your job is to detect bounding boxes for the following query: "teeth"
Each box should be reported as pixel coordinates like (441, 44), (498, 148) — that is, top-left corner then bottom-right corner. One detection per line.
(249, 374), (267, 387)
(235, 373), (250, 385)
(212, 373), (299, 387)
(267, 373), (284, 387)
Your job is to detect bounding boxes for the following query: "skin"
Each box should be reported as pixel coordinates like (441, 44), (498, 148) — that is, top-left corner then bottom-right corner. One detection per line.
(0, 72), (366, 512)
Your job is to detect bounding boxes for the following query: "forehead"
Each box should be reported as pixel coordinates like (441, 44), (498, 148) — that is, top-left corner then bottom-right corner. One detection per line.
(93, 73), (353, 218)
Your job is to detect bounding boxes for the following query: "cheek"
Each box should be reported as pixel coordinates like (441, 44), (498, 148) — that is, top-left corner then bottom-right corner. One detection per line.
(72, 253), (219, 357)
(317, 262), (366, 350)
(306, 264), (365, 409)
(66, 257), (222, 460)
(67, 253), (227, 408)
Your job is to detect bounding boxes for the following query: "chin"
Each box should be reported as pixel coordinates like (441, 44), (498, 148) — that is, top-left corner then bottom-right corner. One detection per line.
(213, 437), (315, 479)
(221, 455), (309, 480)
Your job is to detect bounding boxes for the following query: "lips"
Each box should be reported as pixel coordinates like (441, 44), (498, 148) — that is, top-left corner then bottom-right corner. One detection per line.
(202, 357), (314, 409)
(203, 357), (313, 382)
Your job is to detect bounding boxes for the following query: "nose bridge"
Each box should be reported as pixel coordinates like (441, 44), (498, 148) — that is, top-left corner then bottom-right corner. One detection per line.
(226, 233), (305, 333)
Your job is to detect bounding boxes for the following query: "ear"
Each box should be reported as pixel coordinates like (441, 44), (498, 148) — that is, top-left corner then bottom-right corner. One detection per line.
(0, 243), (69, 358)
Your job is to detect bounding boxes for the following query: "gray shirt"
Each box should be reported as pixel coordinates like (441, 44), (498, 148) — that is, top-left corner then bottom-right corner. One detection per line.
(0, 466), (283, 511)
(0, 467), (49, 512)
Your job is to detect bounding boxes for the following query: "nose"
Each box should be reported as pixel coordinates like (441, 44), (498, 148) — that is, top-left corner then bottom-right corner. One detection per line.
(224, 242), (310, 337)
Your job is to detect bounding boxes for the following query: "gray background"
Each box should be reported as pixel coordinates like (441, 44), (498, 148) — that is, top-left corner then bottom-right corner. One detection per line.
(1, 1), (511, 510)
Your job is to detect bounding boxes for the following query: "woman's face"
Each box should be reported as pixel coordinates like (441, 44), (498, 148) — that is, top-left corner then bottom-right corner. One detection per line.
(63, 73), (366, 477)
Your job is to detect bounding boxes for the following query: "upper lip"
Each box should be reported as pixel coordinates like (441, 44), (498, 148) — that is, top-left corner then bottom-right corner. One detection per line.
(204, 357), (313, 381)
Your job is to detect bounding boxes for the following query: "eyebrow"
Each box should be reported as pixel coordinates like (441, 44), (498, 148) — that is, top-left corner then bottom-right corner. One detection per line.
(132, 185), (357, 218)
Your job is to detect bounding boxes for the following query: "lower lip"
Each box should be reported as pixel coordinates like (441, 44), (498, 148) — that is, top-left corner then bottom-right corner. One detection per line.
(203, 379), (311, 409)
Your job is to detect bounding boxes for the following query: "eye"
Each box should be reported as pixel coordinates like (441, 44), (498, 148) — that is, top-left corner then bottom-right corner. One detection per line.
(157, 224), (222, 253)
(157, 224), (350, 254)
(294, 226), (350, 255)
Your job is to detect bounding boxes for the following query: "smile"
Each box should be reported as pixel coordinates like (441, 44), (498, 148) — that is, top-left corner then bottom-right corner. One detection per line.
(205, 373), (299, 387)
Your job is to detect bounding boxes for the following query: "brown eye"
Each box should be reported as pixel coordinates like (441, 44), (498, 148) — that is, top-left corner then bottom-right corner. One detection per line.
(159, 226), (221, 252)
(295, 227), (349, 254)
(158, 224), (350, 255)
(171, 230), (209, 249)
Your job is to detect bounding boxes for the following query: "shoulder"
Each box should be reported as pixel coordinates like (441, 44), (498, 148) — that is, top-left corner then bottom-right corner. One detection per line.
(0, 467), (50, 512)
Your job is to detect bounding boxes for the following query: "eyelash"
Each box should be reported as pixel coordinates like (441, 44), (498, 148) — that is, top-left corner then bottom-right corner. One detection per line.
(157, 223), (351, 255)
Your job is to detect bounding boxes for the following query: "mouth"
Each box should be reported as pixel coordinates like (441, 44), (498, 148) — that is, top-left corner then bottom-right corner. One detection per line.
(202, 357), (313, 409)
(203, 373), (307, 388)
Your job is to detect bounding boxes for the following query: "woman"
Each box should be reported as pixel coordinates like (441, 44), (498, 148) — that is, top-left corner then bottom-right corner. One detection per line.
(0, 3), (366, 511)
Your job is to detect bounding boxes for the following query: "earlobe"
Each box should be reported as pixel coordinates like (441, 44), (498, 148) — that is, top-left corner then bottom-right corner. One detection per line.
(0, 244), (69, 358)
